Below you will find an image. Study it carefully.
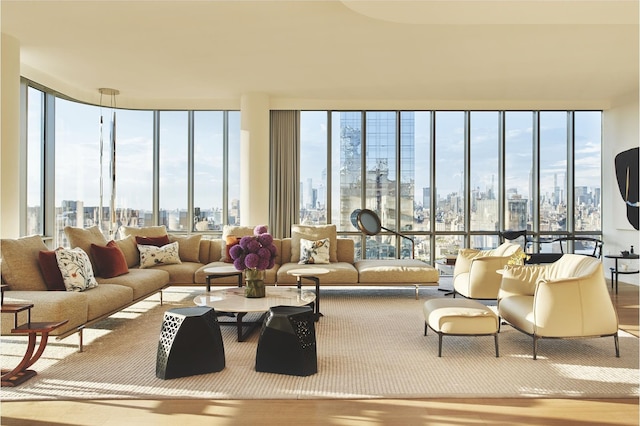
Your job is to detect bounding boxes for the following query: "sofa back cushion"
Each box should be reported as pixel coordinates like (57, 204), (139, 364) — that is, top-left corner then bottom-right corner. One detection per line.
(281, 237), (351, 264)
(0, 235), (49, 291)
(291, 224), (337, 263)
(64, 226), (108, 270)
(116, 235), (140, 268)
(168, 234), (202, 263)
(336, 238), (354, 263)
(203, 239), (222, 264)
(119, 225), (168, 239)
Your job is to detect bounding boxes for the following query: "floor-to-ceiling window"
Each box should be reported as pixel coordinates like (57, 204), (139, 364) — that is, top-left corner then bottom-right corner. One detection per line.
(158, 111), (189, 232)
(23, 80), (240, 246)
(299, 110), (602, 263)
(115, 109), (154, 230)
(300, 111), (328, 225)
(469, 111), (500, 249)
(26, 86), (44, 236)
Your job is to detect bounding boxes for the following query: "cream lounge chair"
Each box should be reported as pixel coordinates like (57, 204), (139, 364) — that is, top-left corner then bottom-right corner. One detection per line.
(498, 254), (619, 360)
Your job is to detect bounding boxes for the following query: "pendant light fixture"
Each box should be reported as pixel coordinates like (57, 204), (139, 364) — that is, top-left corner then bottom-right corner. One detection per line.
(98, 88), (119, 238)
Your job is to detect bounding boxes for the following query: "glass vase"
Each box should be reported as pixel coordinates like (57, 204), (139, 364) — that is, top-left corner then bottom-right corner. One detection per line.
(244, 268), (266, 298)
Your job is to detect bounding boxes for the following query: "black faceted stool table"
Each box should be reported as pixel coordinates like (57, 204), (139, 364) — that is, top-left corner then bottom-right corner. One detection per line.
(156, 306), (225, 380)
(255, 305), (317, 376)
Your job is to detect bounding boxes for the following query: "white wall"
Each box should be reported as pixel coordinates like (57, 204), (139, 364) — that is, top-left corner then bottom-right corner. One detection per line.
(602, 91), (640, 285)
(1, 34), (21, 239)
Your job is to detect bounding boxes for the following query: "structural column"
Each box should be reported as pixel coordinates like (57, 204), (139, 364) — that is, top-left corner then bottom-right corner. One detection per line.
(240, 93), (270, 226)
(1, 33), (21, 239)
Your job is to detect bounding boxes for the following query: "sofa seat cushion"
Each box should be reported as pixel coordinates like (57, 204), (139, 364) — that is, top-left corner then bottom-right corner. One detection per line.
(151, 262), (203, 284)
(97, 268), (169, 300)
(276, 262), (358, 285)
(1, 291), (88, 337)
(83, 284), (134, 321)
(498, 295), (534, 334)
(423, 298), (499, 335)
(356, 259), (439, 284)
(194, 262), (279, 285)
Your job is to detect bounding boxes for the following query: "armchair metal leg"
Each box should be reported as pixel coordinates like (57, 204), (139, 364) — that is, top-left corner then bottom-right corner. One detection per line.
(532, 335), (538, 360)
(494, 334), (499, 357)
(614, 333), (620, 357)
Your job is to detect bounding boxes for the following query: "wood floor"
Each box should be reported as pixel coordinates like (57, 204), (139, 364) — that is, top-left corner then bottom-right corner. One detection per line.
(1, 282), (638, 426)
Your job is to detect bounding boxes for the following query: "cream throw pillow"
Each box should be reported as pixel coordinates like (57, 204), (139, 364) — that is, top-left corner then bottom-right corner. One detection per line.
(138, 242), (181, 269)
(55, 247), (99, 292)
(298, 238), (330, 264)
(291, 224), (337, 263)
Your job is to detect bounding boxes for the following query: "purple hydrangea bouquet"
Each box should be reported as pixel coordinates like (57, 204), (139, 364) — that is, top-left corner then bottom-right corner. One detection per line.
(229, 225), (277, 297)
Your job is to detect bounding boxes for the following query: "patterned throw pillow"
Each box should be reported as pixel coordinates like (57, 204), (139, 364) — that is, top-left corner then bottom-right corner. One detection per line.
(55, 247), (99, 292)
(138, 242), (181, 269)
(298, 238), (330, 264)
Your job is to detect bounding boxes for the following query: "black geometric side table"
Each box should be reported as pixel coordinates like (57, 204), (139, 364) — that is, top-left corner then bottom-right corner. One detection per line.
(255, 305), (317, 376)
(156, 307), (225, 380)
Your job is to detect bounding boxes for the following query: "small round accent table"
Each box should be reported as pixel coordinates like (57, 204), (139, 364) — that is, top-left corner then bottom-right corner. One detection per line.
(203, 265), (243, 292)
(286, 267), (329, 320)
(604, 254), (639, 294)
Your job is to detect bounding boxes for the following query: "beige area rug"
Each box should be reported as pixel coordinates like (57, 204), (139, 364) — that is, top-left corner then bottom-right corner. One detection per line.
(1, 284), (638, 401)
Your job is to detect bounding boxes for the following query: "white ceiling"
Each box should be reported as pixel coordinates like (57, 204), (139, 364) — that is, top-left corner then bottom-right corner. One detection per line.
(2, 0), (638, 110)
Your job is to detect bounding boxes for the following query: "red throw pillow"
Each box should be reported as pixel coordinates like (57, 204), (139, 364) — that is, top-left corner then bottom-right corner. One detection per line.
(90, 241), (129, 278)
(225, 236), (241, 263)
(38, 250), (66, 291)
(135, 235), (170, 247)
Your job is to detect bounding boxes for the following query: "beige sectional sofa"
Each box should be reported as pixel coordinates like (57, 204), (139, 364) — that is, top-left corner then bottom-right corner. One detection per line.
(1, 224), (438, 350)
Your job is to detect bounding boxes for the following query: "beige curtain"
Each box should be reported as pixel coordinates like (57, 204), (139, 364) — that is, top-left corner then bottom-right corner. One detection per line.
(269, 110), (300, 238)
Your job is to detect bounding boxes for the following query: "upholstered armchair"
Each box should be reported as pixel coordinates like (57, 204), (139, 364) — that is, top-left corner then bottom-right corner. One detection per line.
(498, 254), (619, 360)
(452, 242), (522, 299)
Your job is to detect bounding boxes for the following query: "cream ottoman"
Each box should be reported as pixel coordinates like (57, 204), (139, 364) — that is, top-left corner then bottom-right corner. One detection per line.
(423, 298), (499, 357)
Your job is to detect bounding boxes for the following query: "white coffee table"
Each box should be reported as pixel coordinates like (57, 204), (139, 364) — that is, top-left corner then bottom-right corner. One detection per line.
(287, 267), (329, 319)
(202, 265), (243, 292)
(194, 287), (316, 342)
